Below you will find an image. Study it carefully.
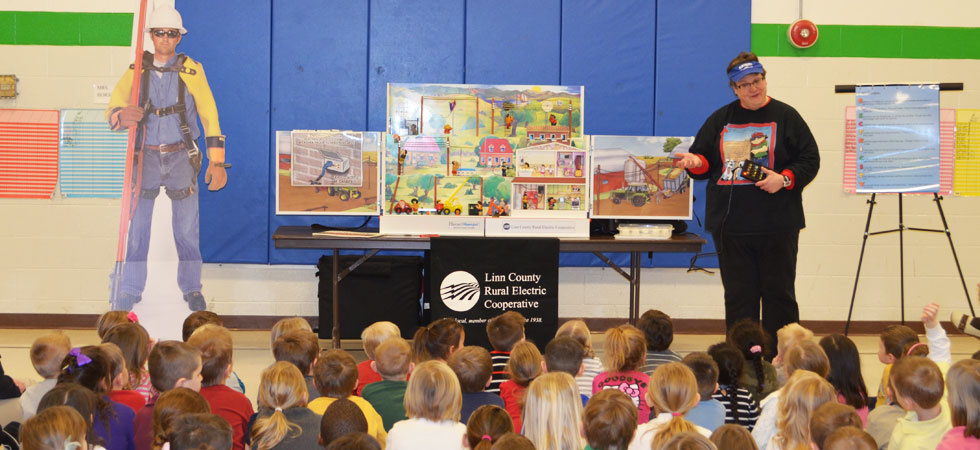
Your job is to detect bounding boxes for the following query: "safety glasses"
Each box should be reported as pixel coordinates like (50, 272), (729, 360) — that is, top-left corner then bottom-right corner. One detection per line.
(151, 29), (180, 39)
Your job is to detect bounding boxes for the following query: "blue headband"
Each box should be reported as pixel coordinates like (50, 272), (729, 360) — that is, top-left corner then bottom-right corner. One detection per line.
(727, 61), (765, 83)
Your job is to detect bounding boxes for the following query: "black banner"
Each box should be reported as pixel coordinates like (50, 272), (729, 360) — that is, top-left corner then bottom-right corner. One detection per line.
(429, 237), (559, 350)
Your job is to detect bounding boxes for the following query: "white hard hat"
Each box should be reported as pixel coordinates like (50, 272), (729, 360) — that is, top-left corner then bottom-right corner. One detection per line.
(145, 6), (187, 34)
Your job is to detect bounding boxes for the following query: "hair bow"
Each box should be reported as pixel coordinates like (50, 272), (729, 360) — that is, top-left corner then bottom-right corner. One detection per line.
(127, 311), (139, 323)
(69, 348), (92, 366)
(750, 345), (762, 354)
(64, 438), (82, 450)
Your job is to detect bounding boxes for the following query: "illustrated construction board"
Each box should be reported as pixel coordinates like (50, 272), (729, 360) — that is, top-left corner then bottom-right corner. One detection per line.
(385, 83), (587, 220)
(275, 130), (380, 215)
(59, 109), (127, 198)
(590, 135), (694, 220)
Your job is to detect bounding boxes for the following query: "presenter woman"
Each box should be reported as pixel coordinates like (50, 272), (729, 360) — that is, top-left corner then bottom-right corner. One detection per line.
(676, 51), (820, 352)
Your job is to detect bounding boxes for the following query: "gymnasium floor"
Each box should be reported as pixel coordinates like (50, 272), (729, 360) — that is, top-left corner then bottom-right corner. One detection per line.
(1, 327), (977, 410)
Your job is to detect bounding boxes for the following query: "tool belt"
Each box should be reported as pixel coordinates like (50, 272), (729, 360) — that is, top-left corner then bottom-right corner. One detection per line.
(144, 143), (186, 153)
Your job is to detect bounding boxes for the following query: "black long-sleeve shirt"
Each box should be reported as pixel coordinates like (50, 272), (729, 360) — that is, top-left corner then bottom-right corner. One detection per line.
(686, 98), (820, 234)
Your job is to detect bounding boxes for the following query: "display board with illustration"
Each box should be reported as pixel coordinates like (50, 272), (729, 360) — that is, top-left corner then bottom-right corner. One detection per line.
(591, 135), (693, 219)
(385, 83), (587, 219)
(275, 130), (380, 215)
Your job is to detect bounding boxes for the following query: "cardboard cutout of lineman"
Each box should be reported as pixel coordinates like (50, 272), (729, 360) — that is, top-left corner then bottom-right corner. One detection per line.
(106, 6), (227, 312)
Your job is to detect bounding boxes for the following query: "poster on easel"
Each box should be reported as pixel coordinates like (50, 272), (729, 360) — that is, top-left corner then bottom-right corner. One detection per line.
(854, 84), (940, 193)
(590, 135), (694, 219)
(275, 130), (380, 215)
(843, 106), (955, 195)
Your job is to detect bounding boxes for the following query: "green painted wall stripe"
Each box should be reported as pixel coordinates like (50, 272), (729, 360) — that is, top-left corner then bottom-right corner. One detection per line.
(0, 11), (133, 46)
(752, 24), (980, 59)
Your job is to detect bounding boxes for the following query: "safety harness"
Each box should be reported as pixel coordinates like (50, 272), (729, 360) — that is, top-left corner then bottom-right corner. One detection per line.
(133, 51), (202, 200)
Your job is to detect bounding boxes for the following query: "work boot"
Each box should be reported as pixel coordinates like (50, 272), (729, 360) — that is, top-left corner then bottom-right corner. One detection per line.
(113, 292), (142, 311)
(951, 312), (980, 339)
(184, 291), (207, 311)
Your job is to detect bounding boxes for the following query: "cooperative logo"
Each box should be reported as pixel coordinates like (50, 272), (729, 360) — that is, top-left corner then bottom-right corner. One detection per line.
(439, 271), (480, 312)
(503, 223), (511, 230)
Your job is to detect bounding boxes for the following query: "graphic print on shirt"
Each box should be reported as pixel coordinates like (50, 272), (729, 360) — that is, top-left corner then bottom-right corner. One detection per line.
(718, 123), (777, 184)
(600, 381), (644, 408)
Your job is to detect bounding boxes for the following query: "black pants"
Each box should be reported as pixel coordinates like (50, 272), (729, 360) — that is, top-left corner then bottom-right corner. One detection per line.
(713, 230), (800, 352)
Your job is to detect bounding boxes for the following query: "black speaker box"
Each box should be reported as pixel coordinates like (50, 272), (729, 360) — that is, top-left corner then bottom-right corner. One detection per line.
(316, 255), (423, 340)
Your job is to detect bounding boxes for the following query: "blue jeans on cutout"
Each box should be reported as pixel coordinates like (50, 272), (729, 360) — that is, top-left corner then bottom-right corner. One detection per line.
(121, 148), (202, 296)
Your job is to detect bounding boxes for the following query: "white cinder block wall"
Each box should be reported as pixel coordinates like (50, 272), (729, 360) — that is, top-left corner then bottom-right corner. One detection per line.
(0, 0), (977, 323)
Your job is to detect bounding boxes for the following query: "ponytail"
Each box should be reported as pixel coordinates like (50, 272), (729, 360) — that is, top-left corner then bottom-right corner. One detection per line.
(250, 362), (306, 450)
(649, 414), (698, 449)
(250, 408), (299, 450)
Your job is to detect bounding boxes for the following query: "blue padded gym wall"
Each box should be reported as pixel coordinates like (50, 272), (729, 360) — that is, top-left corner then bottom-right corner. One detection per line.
(179, 0), (750, 267)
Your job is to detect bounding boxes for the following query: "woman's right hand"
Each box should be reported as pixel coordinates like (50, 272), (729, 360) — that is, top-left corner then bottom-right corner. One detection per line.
(675, 152), (703, 169)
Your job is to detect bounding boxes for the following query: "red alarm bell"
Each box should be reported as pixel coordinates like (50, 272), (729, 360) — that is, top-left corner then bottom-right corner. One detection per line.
(788, 19), (819, 49)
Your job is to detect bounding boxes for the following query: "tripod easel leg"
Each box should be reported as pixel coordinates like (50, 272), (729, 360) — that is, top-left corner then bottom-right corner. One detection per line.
(931, 193), (976, 316)
(846, 193), (877, 335)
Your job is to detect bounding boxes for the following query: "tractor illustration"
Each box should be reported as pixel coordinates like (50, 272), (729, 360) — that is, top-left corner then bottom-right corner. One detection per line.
(325, 186), (361, 201)
(610, 184), (651, 207)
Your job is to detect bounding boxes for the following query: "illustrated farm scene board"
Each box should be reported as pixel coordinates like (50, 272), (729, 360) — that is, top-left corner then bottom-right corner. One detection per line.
(275, 130), (380, 215)
(385, 83), (587, 219)
(591, 135), (694, 219)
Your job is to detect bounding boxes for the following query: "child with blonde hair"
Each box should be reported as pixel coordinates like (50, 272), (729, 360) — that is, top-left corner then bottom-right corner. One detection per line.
(937, 358), (980, 449)
(582, 389), (637, 450)
(102, 323), (154, 402)
(101, 343), (145, 413)
(308, 350), (387, 446)
(499, 341), (542, 430)
(20, 332), (71, 420)
(249, 361), (321, 450)
(753, 340), (829, 450)
(629, 362), (710, 450)
(22, 405), (90, 450)
(595, 324), (650, 423)
(768, 370), (836, 450)
(386, 360), (466, 449)
(357, 321), (400, 395)
(555, 319), (603, 399)
(269, 317), (313, 349)
(464, 405), (513, 449)
(522, 372), (583, 450)
(150, 388), (210, 450)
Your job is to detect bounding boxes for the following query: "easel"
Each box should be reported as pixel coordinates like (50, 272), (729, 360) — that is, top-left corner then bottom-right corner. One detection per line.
(836, 82), (975, 335)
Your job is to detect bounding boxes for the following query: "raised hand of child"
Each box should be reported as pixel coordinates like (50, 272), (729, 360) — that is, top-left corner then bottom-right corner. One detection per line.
(922, 303), (940, 329)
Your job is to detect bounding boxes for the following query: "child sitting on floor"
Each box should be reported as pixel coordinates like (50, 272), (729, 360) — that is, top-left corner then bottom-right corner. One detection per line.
(361, 338), (413, 431)
(308, 349), (387, 446)
(594, 324), (650, 424)
(356, 321), (400, 395)
(485, 311), (525, 394)
(20, 332), (71, 421)
(447, 345), (505, 424)
(187, 325), (254, 450)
